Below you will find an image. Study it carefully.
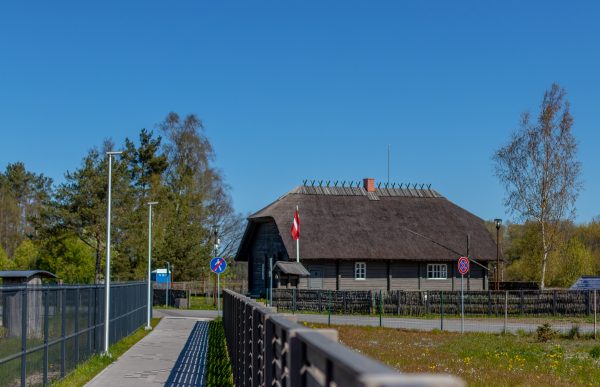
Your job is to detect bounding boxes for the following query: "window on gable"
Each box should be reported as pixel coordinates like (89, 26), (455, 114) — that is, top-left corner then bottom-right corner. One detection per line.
(355, 262), (366, 280)
(427, 263), (447, 279)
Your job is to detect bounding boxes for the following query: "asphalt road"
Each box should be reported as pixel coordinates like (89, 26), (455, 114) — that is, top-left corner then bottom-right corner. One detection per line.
(290, 313), (597, 334)
(154, 308), (597, 335)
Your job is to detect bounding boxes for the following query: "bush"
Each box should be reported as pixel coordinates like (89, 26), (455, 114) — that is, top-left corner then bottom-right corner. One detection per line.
(205, 320), (233, 386)
(536, 323), (557, 342)
(590, 346), (600, 359)
(563, 325), (581, 340)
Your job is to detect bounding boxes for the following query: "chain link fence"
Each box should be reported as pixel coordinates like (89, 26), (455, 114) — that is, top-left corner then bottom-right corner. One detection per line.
(273, 289), (599, 336)
(0, 282), (147, 387)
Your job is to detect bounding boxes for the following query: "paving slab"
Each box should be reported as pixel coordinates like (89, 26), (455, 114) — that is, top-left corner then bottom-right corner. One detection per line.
(86, 317), (210, 387)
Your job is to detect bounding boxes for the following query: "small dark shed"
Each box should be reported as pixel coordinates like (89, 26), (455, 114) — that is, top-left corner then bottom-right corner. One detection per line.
(273, 261), (310, 289)
(0, 270), (57, 338)
(0, 270), (57, 285)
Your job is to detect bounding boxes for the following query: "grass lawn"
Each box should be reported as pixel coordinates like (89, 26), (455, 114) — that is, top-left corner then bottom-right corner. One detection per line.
(307, 323), (600, 386)
(52, 318), (161, 387)
(189, 296), (219, 310)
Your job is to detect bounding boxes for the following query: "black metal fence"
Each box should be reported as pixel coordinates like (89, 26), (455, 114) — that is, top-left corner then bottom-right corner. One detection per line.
(223, 289), (463, 387)
(274, 289), (600, 317)
(0, 282), (147, 387)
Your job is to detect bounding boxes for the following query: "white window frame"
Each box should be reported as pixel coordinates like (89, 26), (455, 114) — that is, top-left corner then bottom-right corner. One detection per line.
(427, 263), (447, 280)
(355, 262), (366, 280)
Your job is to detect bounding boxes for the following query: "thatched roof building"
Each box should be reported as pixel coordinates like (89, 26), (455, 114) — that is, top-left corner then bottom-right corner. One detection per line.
(236, 178), (497, 295)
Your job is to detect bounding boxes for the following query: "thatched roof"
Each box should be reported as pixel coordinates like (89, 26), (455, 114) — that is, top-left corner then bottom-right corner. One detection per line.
(274, 261), (310, 276)
(237, 184), (497, 262)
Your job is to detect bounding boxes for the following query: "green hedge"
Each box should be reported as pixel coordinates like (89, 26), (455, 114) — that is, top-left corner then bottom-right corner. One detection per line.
(205, 319), (233, 386)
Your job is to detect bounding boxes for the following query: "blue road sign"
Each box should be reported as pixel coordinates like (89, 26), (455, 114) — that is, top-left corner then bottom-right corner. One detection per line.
(210, 257), (227, 274)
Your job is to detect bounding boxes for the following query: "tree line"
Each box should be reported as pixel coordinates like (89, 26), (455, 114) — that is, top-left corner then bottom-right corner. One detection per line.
(0, 112), (244, 284)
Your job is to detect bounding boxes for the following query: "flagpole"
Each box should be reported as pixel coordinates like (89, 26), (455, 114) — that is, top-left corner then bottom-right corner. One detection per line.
(296, 205), (300, 262)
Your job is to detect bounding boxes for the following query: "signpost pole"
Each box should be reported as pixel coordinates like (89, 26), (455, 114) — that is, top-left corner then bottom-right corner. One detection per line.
(461, 274), (464, 334)
(210, 257), (227, 317)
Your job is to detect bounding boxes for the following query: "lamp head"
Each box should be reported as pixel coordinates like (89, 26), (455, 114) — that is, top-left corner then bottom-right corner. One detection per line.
(494, 218), (503, 229)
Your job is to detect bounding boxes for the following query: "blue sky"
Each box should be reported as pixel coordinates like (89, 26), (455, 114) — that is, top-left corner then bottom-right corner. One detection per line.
(1, 1), (599, 222)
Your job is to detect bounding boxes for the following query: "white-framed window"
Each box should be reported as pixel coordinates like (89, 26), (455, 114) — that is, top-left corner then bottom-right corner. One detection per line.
(355, 262), (366, 280)
(427, 263), (447, 279)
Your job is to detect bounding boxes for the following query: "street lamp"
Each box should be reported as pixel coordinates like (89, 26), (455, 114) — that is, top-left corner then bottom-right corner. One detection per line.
(146, 201), (158, 330)
(494, 218), (503, 291)
(213, 228), (220, 314)
(104, 151), (122, 355)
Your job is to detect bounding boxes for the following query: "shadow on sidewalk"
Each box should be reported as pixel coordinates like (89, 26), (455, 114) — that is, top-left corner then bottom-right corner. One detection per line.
(165, 321), (209, 386)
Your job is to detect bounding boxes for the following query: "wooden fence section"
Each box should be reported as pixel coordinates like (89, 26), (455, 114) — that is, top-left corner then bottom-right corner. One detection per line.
(274, 289), (600, 317)
(223, 289), (464, 387)
(154, 279), (247, 296)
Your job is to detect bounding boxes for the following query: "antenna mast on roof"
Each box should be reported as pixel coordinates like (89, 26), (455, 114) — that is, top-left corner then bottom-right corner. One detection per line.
(387, 144), (390, 184)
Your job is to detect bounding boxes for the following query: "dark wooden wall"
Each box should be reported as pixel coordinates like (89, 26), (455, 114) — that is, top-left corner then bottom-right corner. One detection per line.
(248, 221), (289, 296)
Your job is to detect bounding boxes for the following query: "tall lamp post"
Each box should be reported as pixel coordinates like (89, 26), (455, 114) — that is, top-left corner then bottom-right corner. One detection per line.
(104, 151), (122, 355)
(494, 218), (503, 291)
(213, 228), (220, 313)
(146, 201), (158, 330)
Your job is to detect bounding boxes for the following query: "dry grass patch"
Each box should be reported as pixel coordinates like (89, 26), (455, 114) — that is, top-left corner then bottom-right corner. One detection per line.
(308, 323), (600, 386)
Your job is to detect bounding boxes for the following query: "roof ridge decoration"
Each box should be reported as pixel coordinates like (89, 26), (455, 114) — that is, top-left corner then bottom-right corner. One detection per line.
(298, 179), (441, 198)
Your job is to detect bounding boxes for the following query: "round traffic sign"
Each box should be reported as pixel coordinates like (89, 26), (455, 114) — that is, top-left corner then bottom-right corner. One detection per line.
(210, 257), (227, 274)
(458, 257), (470, 275)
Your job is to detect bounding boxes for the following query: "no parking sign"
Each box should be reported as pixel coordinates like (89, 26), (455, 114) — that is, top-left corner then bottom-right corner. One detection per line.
(458, 256), (469, 275)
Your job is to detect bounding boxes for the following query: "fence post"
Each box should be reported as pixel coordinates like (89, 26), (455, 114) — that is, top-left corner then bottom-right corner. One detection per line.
(396, 290), (400, 316)
(594, 290), (597, 340)
(552, 290), (557, 316)
(487, 290), (492, 316)
(88, 287), (93, 355)
(318, 291), (322, 313)
(61, 287), (66, 377)
(328, 290), (332, 327)
(75, 287), (80, 364)
(293, 288), (296, 314)
(519, 290), (524, 315)
(503, 291), (508, 335)
(21, 287), (27, 387)
(379, 289), (383, 327)
(43, 288), (49, 385)
(440, 291), (444, 331)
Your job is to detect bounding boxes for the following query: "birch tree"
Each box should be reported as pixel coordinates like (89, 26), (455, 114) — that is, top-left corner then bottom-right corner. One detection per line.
(494, 83), (581, 289)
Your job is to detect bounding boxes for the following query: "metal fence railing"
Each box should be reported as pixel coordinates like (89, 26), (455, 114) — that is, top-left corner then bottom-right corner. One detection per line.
(0, 282), (147, 387)
(223, 289), (464, 387)
(272, 289), (599, 336)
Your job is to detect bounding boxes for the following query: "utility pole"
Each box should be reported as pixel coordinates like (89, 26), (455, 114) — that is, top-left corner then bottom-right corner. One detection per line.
(494, 219), (502, 291)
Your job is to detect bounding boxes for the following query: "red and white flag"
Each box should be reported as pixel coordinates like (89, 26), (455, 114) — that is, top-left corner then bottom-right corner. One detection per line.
(291, 209), (300, 240)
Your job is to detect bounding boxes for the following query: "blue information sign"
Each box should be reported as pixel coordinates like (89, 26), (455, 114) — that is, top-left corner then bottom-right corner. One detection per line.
(210, 257), (227, 274)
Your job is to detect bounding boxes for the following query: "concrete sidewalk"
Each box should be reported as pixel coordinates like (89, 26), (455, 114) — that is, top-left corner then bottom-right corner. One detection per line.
(86, 317), (210, 387)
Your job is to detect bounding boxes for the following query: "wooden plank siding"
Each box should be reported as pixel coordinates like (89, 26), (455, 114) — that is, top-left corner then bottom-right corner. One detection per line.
(248, 222), (289, 295)
(293, 260), (488, 292)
